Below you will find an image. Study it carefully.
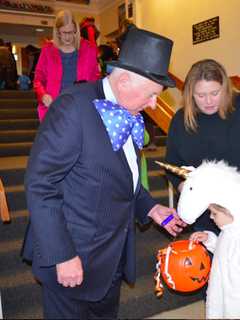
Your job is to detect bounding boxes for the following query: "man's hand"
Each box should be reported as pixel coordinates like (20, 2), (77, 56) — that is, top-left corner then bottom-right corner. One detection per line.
(42, 94), (53, 107)
(56, 256), (83, 288)
(148, 204), (187, 237)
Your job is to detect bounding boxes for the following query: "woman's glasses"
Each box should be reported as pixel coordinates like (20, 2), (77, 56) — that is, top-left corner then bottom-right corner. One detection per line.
(59, 31), (76, 37)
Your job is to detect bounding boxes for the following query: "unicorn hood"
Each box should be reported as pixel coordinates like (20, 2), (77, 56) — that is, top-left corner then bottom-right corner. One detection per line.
(177, 160), (240, 226)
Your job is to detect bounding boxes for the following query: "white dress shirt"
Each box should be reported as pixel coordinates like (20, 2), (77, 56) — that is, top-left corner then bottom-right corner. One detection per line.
(102, 77), (139, 192)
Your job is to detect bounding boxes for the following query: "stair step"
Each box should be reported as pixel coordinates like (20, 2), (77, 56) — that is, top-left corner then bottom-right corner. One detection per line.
(10, 210), (29, 219)
(0, 99), (37, 109)
(143, 146), (166, 158)
(154, 126), (166, 136)
(0, 169), (25, 187)
(0, 156), (28, 170)
(0, 90), (35, 99)
(149, 172), (169, 191)
(147, 156), (166, 171)
(0, 108), (37, 120)
(154, 135), (167, 147)
(0, 130), (37, 143)
(5, 184), (27, 211)
(0, 213), (27, 242)
(0, 142), (32, 157)
(150, 189), (169, 206)
(0, 239), (22, 255)
(0, 119), (39, 130)
(0, 168), (26, 186)
(0, 270), (33, 288)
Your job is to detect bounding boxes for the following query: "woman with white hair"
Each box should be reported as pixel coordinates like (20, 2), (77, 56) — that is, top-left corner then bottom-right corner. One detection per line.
(34, 9), (99, 121)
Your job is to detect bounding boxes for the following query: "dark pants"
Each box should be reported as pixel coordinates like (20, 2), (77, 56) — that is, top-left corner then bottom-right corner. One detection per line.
(42, 272), (122, 319)
(40, 236), (127, 319)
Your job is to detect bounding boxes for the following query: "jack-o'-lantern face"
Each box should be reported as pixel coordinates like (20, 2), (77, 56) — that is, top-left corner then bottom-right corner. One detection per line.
(159, 240), (211, 292)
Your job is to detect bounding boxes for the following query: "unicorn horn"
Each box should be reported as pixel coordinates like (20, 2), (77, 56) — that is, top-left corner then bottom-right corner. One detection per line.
(155, 161), (190, 179)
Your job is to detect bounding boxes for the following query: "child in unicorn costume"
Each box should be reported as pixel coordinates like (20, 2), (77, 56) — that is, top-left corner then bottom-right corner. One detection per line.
(157, 160), (240, 319)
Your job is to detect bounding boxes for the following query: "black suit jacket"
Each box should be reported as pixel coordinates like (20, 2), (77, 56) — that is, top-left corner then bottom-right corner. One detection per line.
(22, 80), (158, 301)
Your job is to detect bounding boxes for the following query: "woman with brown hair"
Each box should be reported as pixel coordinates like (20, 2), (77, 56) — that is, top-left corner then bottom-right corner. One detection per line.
(166, 58), (240, 234)
(34, 9), (99, 121)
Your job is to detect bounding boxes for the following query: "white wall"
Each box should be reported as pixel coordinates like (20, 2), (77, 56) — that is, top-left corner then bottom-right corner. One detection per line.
(135, 0), (240, 80)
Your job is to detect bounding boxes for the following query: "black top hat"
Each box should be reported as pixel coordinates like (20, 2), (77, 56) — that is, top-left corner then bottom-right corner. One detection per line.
(107, 27), (176, 88)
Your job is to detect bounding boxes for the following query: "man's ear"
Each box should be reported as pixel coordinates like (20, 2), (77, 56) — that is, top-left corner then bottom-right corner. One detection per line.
(117, 71), (131, 92)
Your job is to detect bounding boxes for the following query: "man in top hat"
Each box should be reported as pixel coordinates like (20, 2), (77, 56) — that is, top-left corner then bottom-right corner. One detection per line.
(22, 27), (185, 319)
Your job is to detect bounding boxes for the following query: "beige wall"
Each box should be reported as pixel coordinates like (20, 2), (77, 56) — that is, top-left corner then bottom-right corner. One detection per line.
(3, 0), (239, 81)
(135, 0), (240, 80)
(98, 0), (124, 43)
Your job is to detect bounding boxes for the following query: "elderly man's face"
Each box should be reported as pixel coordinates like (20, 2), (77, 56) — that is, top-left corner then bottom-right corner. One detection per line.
(119, 77), (164, 115)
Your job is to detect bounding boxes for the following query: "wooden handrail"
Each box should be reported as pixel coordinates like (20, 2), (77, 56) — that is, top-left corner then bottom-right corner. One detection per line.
(168, 72), (184, 91)
(145, 96), (174, 134)
(230, 76), (240, 90)
(0, 178), (10, 223)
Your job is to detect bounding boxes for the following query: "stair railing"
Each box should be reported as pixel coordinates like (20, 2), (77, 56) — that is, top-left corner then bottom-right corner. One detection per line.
(144, 71), (183, 134)
(145, 96), (175, 134)
(230, 76), (240, 90)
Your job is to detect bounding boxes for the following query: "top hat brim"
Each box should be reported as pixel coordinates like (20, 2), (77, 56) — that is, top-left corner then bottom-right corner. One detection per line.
(106, 60), (176, 88)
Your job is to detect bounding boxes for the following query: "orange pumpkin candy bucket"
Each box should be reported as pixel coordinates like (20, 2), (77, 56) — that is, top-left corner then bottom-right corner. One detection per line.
(155, 239), (211, 297)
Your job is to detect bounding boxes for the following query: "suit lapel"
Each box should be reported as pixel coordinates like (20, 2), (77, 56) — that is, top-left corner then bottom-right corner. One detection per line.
(118, 148), (134, 181)
(95, 80), (140, 193)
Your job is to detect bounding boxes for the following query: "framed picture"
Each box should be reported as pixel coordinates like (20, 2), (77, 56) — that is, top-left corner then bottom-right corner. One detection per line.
(128, 2), (133, 18)
(118, 3), (126, 28)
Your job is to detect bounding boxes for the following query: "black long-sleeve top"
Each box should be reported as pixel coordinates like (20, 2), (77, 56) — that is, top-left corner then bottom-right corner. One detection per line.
(166, 94), (240, 233)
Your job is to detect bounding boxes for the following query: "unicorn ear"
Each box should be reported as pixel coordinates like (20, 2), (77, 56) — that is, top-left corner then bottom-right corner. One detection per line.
(155, 161), (192, 179)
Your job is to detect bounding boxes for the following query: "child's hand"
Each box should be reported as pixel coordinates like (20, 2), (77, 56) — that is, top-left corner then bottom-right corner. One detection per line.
(42, 94), (53, 107)
(189, 231), (208, 243)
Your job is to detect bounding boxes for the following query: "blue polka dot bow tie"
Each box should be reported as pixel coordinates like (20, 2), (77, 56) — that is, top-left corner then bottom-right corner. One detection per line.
(94, 99), (145, 151)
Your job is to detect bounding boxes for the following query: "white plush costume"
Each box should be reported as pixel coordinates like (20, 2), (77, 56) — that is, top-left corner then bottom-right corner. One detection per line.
(203, 225), (240, 319)
(176, 161), (240, 319)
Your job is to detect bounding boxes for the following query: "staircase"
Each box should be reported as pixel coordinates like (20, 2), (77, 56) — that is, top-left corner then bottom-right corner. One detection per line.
(0, 92), (202, 319)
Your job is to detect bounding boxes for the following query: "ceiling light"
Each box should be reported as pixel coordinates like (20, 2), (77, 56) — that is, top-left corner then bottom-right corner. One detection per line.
(36, 28), (44, 32)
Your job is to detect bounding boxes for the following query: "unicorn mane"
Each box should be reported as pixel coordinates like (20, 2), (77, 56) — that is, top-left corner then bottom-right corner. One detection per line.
(191, 160), (240, 184)
(177, 160), (240, 225)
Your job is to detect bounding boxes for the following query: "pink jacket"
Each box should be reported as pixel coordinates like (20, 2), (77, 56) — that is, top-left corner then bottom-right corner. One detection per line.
(34, 38), (100, 121)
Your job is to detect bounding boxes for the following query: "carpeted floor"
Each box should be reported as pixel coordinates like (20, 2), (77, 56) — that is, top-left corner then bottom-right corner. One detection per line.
(0, 90), (204, 319)
(0, 216), (204, 319)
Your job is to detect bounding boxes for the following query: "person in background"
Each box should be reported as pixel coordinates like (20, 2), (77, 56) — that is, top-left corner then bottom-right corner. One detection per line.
(116, 18), (136, 49)
(0, 39), (6, 89)
(80, 16), (100, 46)
(98, 44), (118, 77)
(5, 42), (18, 89)
(24, 44), (41, 84)
(22, 27), (185, 319)
(166, 59), (240, 236)
(0, 39), (17, 90)
(34, 9), (99, 122)
(17, 69), (31, 90)
(190, 203), (240, 319)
